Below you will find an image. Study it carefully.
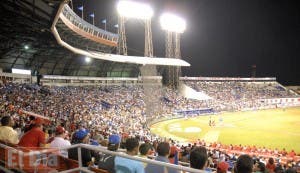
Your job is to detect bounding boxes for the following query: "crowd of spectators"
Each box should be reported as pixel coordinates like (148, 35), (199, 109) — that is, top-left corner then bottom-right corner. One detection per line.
(180, 140), (299, 172)
(0, 82), (210, 140)
(184, 81), (298, 111)
(0, 81), (299, 173)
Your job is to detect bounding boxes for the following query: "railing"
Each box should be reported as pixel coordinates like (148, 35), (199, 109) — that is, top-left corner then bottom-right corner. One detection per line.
(42, 75), (138, 81)
(61, 4), (118, 46)
(40, 75), (164, 86)
(0, 72), (37, 83)
(0, 143), (205, 173)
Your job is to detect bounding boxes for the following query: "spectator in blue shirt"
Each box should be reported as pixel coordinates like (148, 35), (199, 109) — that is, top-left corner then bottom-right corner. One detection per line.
(114, 137), (144, 173)
(145, 142), (179, 173)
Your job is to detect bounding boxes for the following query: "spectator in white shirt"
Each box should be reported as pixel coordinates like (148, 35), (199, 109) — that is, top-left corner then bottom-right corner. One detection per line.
(50, 126), (71, 158)
(0, 116), (19, 145)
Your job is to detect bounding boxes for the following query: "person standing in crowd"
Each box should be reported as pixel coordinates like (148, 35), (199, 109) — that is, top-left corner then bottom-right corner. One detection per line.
(189, 146), (209, 171)
(23, 116), (36, 133)
(217, 161), (229, 173)
(114, 137), (144, 173)
(254, 161), (266, 173)
(138, 142), (152, 168)
(0, 115), (19, 145)
(68, 128), (92, 167)
(266, 157), (276, 173)
(98, 134), (121, 173)
(234, 154), (253, 173)
(169, 145), (179, 165)
(46, 129), (56, 144)
(139, 143), (152, 159)
(50, 126), (71, 158)
(18, 118), (46, 148)
(145, 142), (178, 173)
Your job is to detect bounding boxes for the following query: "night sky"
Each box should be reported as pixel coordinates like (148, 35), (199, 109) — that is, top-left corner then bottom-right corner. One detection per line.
(74, 0), (300, 85)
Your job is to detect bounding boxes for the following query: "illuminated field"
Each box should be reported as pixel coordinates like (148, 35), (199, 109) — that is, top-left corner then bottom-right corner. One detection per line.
(150, 107), (300, 153)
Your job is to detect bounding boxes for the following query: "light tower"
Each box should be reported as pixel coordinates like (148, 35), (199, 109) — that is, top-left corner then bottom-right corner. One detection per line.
(116, 1), (154, 57)
(117, 1), (158, 119)
(160, 13), (186, 89)
(144, 19), (153, 57)
(117, 15), (127, 55)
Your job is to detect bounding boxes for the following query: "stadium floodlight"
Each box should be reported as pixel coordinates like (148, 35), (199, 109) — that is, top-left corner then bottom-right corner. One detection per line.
(85, 56), (91, 63)
(117, 1), (153, 19)
(160, 13), (186, 33)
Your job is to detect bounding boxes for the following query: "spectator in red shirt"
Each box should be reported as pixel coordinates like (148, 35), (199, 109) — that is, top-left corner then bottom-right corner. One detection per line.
(266, 158), (276, 173)
(281, 148), (287, 156)
(18, 118), (46, 148)
(288, 150), (296, 158)
(217, 161), (229, 173)
(169, 145), (179, 165)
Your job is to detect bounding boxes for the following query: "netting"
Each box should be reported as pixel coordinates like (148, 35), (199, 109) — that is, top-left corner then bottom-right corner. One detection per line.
(139, 65), (163, 121)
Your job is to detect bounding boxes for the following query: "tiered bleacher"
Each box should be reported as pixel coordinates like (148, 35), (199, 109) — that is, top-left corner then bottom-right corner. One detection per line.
(0, 75), (299, 173)
(183, 77), (299, 112)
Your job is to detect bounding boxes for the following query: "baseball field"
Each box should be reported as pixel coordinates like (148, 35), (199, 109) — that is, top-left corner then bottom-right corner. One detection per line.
(150, 107), (300, 153)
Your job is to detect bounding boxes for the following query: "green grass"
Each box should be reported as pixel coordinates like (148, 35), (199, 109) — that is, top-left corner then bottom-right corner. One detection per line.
(150, 107), (300, 153)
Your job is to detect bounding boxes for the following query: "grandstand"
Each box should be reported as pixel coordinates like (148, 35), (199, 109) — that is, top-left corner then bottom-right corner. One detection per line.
(182, 77), (299, 111)
(0, 1), (300, 173)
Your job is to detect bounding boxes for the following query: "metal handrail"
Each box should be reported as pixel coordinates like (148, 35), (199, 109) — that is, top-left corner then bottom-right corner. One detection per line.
(0, 165), (15, 173)
(59, 167), (94, 173)
(0, 143), (205, 173)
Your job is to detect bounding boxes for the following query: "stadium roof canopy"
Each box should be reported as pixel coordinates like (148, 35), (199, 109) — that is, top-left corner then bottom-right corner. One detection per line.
(0, 0), (190, 78)
(0, 0), (141, 77)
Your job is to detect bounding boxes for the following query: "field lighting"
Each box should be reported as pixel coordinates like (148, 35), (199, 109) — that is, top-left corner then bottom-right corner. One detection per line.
(117, 1), (153, 19)
(85, 56), (91, 63)
(160, 13), (186, 33)
(12, 68), (31, 75)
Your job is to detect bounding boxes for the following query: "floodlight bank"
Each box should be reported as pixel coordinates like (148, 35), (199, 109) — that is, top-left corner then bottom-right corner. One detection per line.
(160, 13), (186, 33)
(117, 0), (153, 19)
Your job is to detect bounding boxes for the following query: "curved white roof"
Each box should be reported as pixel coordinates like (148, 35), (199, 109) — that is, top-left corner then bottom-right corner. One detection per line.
(51, 2), (190, 67)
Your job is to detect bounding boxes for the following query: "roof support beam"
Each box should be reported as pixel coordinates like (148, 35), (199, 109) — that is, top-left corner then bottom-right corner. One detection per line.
(10, 52), (22, 69)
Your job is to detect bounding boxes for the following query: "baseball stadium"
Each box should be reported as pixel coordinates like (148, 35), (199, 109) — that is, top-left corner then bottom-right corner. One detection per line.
(0, 0), (299, 173)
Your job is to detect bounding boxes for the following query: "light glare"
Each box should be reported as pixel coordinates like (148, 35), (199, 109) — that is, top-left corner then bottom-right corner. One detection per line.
(12, 68), (31, 75)
(160, 13), (186, 33)
(85, 57), (91, 63)
(24, 45), (29, 50)
(117, 1), (153, 19)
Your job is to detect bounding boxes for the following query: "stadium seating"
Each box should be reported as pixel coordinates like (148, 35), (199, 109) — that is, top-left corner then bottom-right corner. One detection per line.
(0, 80), (299, 172)
(184, 80), (298, 111)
